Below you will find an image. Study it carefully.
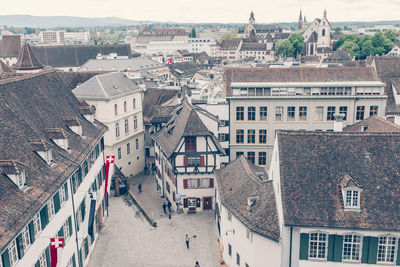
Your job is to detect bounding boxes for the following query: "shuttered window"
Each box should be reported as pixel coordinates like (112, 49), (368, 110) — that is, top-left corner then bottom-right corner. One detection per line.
(378, 236), (397, 263)
(343, 234), (362, 261)
(309, 232), (327, 259)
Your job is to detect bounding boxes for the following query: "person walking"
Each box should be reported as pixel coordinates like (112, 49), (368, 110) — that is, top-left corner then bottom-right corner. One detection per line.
(194, 261), (200, 267)
(138, 183), (142, 193)
(162, 202), (167, 214)
(167, 200), (172, 213)
(185, 234), (190, 249)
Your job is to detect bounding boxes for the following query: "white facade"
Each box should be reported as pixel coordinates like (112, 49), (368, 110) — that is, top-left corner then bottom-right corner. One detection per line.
(39, 30), (65, 45)
(64, 32), (91, 45)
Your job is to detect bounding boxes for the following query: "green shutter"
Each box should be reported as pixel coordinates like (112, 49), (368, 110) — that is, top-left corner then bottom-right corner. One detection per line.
(1, 249), (10, 267)
(81, 201), (86, 221)
(68, 216), (73, 236)
(28, 221), (35, 243)
(45, 246), (51, 267)
(368, 237), (378, 264)
(16, 234), (24, 259)
(397, 241), (400, 265)
(40, 205), (49, 230)
(54, 192), (61, 213)
(64, 182), (69, 201)
(72, 253), (76, 267)
(327, 234), (335, 261)
(72, 176), (76, 194)
(84, 237), (89, 258)
(361, 236), (370, 263)
(58, 226), (64, 237)
(333, 235), (343, 262)
(35, 260), (40, 267)
(76, 210), (80, 231)
(299, 233), (309, 260)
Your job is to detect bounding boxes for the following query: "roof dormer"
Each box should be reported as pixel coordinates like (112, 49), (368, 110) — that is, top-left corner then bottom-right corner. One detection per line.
(29, 139), (53, 166)
(79, 106), (95, 123)
(0, 160), (27, 190)
(64, 117), (83, 136)
(340, 173), (362, 211)
(47, 128), (69, 151)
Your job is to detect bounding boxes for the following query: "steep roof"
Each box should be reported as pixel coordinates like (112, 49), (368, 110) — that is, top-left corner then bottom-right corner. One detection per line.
(13, 42), (44, 70)
(323, 49), (352, 63)
(0, 60), (13, 73)
(216, 156), (279, 241)
(343, 116), (400, 132)
(57, 71), (104, 90)
(224, 67), (381, 96)
(219, 39), (241, 50)
(168, 62), (200, 78)
(142, 88), (179, 121)
(278, 131), (400, 231)
(0, 35), (21, 58)
(72, 72), (142, 100)
(0, 70), (107, 252)
(240, 43), (266, 51)
(78, 58), (162, 72)
(32, 44), (131, 68)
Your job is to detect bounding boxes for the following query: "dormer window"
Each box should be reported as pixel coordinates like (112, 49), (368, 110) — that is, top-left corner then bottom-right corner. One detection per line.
(30, 140), (53, 166)
(64, 117), (83, 136)
(0, 160), (26, 189)
(343, 187), (362, 209)
(79, 106), (95, 123)
(47, 128), (69, 151)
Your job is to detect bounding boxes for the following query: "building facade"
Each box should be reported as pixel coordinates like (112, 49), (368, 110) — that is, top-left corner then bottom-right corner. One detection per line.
(225, 67), (387, 167)
(39, 30), (66, 45)
(73, 72), (145, 176)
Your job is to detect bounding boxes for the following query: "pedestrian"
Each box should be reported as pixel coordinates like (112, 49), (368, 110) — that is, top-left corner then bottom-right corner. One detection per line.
(144, 165), (148, 175)
(185, 234), (190, 249)
(195, 261), (200, 267)
(168, 211), (172, 220)
(138, 183), (142, 193)
(167, 200), (171, 212)
(147, 163), (151, 174)
(162, 202), (167, 214)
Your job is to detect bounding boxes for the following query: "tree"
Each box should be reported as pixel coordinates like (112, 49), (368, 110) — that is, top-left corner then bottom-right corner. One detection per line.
(288, 33), (304, 57)
(219, 30), (237, 41)
(384, 29), (397, 42)
(334, 27), (342, 34)
(189, 28), (196, 38)
(360, 39), (374, 59)
(341, 41), (360, 57)
(275, 39), (294, 58)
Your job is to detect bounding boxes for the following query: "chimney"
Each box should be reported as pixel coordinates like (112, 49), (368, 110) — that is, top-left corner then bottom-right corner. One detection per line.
(334, 114), (345, 132)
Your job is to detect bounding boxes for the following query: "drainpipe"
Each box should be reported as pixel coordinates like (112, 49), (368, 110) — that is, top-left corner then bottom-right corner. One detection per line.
(289, 226), (293, 267)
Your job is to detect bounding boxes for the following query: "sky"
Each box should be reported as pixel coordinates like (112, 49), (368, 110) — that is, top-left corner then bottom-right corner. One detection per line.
(1, 0), (400, 23)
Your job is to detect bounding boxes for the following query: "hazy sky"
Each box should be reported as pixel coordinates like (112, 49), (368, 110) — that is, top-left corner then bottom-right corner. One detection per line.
(1, 0), (400, 23)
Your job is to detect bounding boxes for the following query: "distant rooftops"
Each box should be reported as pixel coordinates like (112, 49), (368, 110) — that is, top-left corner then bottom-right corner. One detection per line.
(78, 58), (163, 72)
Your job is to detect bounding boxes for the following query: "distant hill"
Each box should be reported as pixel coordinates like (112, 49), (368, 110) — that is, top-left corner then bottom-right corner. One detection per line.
(0, 15), (150, 28)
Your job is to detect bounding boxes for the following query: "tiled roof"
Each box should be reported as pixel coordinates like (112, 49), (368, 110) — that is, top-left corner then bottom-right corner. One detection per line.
(0, 60), (13, 73)
(224, 67), (380, 96)
(29, 139), (50, 152)
(219, 39), (241, 50)
(240, 43), (266, 51)
(343, 116), (400, 132)
(142, 88), (179, 120)
(64, 117), (81, 127)
(168, 62), (201, 78)
(72, 72), (142, 100)
(0, 70), (107, 251)
(47, 128), (67, 139)
(0, 160), (21, 175)
(0, 35), (21, 58)
(216, 156), (280, 241)
(278, 131), (400, 231)
(323, 49), (352, 62)
(32, 44), (131, 68)
(78, 58), (162, 72)
(13, 42), (44, 70)
(57, 71), (104, 90)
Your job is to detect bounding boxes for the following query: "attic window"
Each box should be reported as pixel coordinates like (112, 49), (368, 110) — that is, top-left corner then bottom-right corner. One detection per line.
(247, 196), (258, 207)
(343, 187), (362, 210)
(47, 128), (69, 151)
(0, 160), (27, 189)
(255, 172), (264, 180)
(64, 117), (82, 136)
(29, 140), (53, 166)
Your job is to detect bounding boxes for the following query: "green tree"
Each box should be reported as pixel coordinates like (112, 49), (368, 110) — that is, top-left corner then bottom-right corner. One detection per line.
(360, 39), (374, 59)
(334, 27), (342, 34)
(219, 30), (237, 41)
(384, 29), (397, 42)
(341, 41), (360, 57)
(288, 33), (304, 57)
(275, 39), (294, 58)
(189, 28), (196, 38)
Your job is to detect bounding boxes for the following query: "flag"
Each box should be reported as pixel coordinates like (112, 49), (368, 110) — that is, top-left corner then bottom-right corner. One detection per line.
(104, 155), (115, 197)
(88, 193), (96, 239)
(50, 238), (63, 267)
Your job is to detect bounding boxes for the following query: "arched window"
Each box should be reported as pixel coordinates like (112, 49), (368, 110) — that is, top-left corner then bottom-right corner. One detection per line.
(133, 98), (136, 110)
(124, 119), (129, 134)
(134, 115), (138, 130)
(322, 29), (326, 36)
(124, 101), (127, 113)
(114, 104), (118, 116)
(115, 123), (120, 137)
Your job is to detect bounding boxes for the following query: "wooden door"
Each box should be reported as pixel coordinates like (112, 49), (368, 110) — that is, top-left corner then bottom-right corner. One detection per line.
(203, 197), (212, 210)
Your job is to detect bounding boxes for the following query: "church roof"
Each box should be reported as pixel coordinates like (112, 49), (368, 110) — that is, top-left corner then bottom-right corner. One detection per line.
(13, 42), (44, 70)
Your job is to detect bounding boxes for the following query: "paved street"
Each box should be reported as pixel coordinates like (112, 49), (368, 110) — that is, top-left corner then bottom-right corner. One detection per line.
(88, 173), (219, 267)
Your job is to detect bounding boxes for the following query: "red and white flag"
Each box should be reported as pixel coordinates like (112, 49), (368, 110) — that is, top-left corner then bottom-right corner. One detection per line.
(104, 155), (115, 196)
(50, 238), (63, 267)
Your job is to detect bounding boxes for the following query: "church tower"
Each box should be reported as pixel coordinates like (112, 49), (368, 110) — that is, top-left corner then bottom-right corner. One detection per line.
(298, 10), (303, 30)
(249, 11), (255, 25)
(318, 9), (331, 47)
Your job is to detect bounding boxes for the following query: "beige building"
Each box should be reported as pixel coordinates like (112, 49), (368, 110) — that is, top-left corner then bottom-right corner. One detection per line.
(224, 67), (387, 167)
(73, 72), (145, 176)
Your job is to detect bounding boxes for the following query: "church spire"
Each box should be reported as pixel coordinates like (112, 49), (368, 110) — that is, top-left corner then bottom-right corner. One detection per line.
(249, 11), (255, 24)
(299, 9), (303, 21)
(323, 9), (327, 18)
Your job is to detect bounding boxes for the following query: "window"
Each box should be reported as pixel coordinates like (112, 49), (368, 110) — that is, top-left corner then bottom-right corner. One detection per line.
(33, 213), (41, 235)
(124, 119), (129, 134)
(127, 143), (130, 155)
(248, 107), (256, 121)
(114, 104), (118, 116)
(136, 139), (139, 150)
(309, 232), (327, 259)
(236, 107), (244, 121)
(63, 219), (71, 240)
(322, 29), (326, 36)
(115, 123), (120, 138)
(228, 211), (232, 221)
(59, 185), (66, 205)
(237, 253), (240, 265)
(8, 240), (18, 266)
(38, 250), (47, 267)
(344, 188), (361, 208)
(228, 243), (232, 256)
(247, 130), (255, 144)
(343, 234), (361, 261)
(259, 130), (267, 144)
(247, 152), (255, 164)
(16, 172), (25, 188)
(258, 152), (266, 165)
(48, 198), (55, 218)
(260, 106), (267, 120)
(299, 107), (307, 121)
(315, 106), (324, 121)
(201, 178), (209, 188)
(133, 98), (136, 110)
(188, 198), (196, 207)
(287, 106), (295, 121)
(356, 106), (365, 120)
(133, 115), (138, 130)
(246, 229), (253, 242)
(340, 106), (348, 121)
(236, 152), (243, 158)
(124, 101), (127, 112)
(21, 225), (31, 250)
(236, 130), (244, 144)
(327, 106), (336, 121)
(275, 106), (283, 121)
(118, 147), (122, 160)
(187, 157), (201, 167)
(185, 137), (196, 151)
(370, 106), (378, 116)
(377, 236), (397, 263)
